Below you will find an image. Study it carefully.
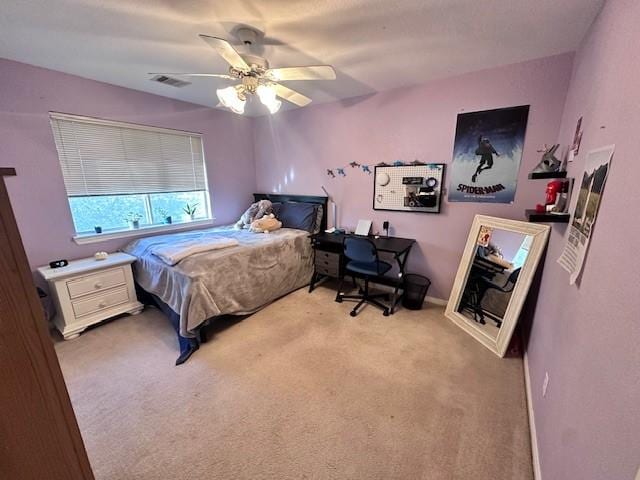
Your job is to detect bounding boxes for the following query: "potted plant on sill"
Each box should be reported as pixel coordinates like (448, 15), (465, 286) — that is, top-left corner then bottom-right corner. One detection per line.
(94, 226), (103, 234)
(158, 208), (172, 224)
(183, 203), (198, 222)
(125, 212), (142, 230)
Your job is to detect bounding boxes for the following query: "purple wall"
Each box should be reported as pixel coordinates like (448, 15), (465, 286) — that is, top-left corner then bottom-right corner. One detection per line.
(528, 0), (640, 478)
(253, 53), (574, 299)
(489, 229), (526, 263)
(3, 12), (637, 476)
(0, 58), (255, 269)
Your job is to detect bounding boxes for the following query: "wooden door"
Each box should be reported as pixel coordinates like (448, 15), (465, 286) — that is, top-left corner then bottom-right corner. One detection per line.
(0, 168), (94, 479)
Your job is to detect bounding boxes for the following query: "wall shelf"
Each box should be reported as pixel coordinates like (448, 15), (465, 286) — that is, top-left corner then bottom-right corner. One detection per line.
(528, 171), (568, 179)
(525, 209), (570, 223)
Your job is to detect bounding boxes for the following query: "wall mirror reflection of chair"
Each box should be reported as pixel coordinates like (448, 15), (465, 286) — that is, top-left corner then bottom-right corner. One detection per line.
(446, 215), (550, 357)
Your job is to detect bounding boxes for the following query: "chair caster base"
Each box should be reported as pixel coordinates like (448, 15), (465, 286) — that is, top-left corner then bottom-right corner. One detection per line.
(350, 310), (357, 317)
(335, 296), (343, 303)
(383, 309), (390, 316)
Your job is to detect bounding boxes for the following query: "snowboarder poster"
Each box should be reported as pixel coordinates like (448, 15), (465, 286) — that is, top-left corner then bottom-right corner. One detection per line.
(448, 105), (530, 203)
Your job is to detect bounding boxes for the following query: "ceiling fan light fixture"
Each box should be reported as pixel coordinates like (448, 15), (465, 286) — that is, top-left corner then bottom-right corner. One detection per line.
(257, 84), (282, 114)
(168, 33), (336, 113)
(217, 85), (245, 114)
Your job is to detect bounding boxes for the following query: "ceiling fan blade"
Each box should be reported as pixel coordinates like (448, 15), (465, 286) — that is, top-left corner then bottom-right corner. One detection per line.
(149, 73), (234, 79)
(267, 65), (336, 82)
(273, 83), (312, 107)
(199, 34), (249, 71)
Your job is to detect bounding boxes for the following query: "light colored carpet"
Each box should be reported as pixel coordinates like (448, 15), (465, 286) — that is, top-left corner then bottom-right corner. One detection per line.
(55, 285), (533, 480)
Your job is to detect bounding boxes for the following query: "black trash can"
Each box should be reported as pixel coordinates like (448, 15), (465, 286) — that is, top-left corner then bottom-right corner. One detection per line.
(402, 274), (431, 310)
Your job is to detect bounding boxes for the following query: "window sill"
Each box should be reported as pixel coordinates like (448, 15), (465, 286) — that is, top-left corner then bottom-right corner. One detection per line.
(73, 218), (215, 245)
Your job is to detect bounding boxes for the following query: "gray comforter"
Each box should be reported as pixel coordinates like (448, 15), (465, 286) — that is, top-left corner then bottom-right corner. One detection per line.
(122, 225), (313, 337)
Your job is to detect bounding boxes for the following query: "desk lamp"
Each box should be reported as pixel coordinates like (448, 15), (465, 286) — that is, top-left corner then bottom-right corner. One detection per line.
(321, 185), (338, 230)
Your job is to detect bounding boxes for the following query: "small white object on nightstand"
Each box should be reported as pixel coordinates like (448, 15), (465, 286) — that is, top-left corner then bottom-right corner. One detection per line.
(37, 252), (143, 340)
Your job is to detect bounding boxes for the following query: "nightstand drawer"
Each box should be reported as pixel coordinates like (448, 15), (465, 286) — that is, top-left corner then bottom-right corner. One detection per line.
(315, 251), (341, 269)
(67, 267), (126, 299)
(71, 286), (130, 318)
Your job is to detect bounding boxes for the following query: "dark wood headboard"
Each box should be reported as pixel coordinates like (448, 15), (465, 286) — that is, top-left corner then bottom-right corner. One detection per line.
(253, 193), (329, 232)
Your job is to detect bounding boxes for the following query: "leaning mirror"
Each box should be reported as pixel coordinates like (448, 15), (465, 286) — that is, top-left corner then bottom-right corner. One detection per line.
(445, 215), (550, 357)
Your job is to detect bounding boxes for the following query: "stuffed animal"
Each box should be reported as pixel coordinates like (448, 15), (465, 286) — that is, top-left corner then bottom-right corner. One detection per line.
(249, 213), (282, 233)
(235, 200), (273, 229)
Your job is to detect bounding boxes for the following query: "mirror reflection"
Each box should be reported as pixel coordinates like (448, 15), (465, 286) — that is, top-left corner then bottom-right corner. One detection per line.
(457, 226), (533, 339)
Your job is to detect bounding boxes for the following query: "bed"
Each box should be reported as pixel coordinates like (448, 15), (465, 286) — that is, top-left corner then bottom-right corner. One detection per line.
(122, 194), (327, 364)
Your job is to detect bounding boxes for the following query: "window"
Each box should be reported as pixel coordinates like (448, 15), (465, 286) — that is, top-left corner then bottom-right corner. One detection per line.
(49, 113), (212, 239)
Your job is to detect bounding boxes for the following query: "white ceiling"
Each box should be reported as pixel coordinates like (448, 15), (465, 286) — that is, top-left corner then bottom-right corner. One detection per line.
(0, 0), (604, 116)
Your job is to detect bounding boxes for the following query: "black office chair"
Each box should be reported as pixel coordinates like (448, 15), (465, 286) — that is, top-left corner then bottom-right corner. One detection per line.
(335, 237), (392, 317)
(472, 267), (521, 327)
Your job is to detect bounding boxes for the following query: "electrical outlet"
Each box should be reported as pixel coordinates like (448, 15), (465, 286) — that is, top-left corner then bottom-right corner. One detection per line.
(542, 372), (550, 397)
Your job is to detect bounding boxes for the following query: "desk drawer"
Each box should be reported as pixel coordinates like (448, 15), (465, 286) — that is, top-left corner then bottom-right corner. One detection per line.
(316, 263), (340, 278)
(67, 267), (127, 299)
(315, 251), (341, 269)
(71, 286), (130, 318)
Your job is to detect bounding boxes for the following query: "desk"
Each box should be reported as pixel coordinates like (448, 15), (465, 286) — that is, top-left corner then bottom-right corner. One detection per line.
(309, 232), (416, 313)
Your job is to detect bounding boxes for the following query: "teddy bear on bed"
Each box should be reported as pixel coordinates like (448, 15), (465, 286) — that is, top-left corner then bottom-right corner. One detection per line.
(235, 199), (273, 229)
(249, 213), (282, 234)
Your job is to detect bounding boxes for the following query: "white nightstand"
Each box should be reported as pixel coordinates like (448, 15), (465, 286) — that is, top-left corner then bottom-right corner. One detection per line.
(37, 252), (143, 340)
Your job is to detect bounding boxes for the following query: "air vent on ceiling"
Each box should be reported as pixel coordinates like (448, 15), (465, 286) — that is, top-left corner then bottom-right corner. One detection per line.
(151, 75), (191, 88)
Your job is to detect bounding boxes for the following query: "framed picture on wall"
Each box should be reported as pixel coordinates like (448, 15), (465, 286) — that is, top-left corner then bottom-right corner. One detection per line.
(448, 105), (530, 204)
(373, 164), (445, 214)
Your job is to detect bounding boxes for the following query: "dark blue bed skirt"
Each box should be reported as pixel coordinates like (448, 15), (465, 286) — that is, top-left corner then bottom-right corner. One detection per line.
(135, 284), (200, 365)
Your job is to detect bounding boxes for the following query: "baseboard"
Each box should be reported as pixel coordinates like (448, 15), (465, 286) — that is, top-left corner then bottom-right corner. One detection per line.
(523, 351), (542, 480)
(425, 295), (448, 306)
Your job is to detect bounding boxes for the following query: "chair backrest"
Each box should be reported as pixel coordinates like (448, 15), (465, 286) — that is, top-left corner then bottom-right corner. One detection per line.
(344, 237), (378, 264)
(503, 268), (522, 291)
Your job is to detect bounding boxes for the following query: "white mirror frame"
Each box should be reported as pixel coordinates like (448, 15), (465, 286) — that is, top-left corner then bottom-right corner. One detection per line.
(445, 215), (550, 357)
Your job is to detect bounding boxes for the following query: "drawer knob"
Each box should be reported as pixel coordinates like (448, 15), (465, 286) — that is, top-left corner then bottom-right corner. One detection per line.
(94, 282), (103, 289)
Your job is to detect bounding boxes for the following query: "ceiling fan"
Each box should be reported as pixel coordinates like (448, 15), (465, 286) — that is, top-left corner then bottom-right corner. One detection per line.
(150, 28), (336, 115)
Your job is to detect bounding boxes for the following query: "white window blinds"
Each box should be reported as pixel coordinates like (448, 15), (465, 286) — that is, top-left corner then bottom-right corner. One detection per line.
(50, 113), (207, 197)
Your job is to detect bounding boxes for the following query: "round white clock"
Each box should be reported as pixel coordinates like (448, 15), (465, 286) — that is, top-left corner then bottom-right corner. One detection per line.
(376, 172), (390, 186)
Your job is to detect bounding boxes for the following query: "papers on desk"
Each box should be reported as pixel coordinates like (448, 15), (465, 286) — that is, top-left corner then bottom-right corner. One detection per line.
(486, 254), (514, 270)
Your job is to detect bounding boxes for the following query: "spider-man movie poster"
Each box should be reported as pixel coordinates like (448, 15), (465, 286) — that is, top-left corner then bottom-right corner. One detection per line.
(448, 105), (529, 203)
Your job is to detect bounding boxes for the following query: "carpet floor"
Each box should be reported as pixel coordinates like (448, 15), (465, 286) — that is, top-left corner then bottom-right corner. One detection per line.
(55, 285), (533, 480)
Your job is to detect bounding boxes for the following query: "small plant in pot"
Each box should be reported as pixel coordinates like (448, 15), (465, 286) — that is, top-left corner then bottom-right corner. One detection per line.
(125, 212), (142, 229)
(158, 208), (172, 224)
(183, 203), (199, 222)
(94, 226), (103, 234)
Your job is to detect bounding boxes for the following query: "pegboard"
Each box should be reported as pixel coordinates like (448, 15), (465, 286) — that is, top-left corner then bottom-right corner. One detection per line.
(373, 164), (445, 213)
